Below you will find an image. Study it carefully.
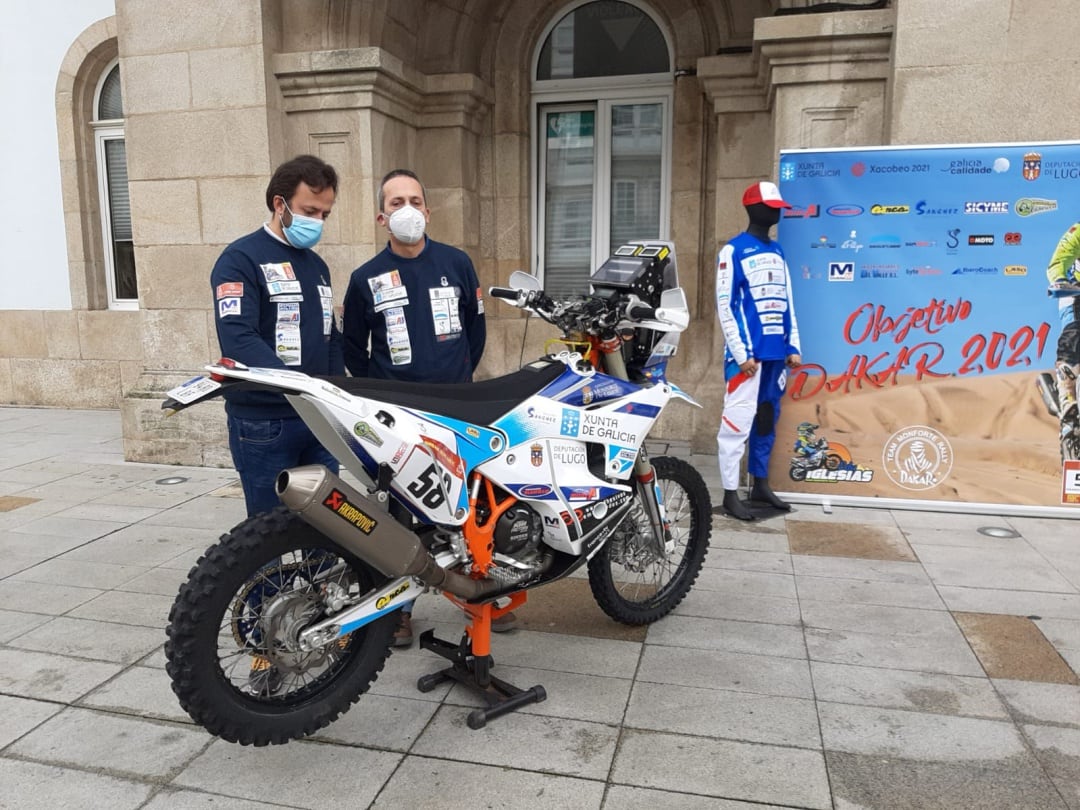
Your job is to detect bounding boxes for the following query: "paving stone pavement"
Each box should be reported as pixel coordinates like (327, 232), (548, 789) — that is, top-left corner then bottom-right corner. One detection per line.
(1, 406), (1079, 809)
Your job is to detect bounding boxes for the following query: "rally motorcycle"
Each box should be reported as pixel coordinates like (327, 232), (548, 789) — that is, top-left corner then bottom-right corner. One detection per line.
(788, 442), (843, 481)
(788, 423), (844, 481)
(164, 242), (711, 743)
(1038, 281), (1080, 462)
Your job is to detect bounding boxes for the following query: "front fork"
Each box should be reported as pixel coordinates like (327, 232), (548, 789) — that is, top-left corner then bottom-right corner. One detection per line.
(598, 336), (672, 555)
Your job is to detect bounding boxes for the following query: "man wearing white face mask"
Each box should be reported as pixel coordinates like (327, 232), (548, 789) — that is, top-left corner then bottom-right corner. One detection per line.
(211, 154), (344, 518)
(342, 169), (486, 383)
(343, 168), (497, 647)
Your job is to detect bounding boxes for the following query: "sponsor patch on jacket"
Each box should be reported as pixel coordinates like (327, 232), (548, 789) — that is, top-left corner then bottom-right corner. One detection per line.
(267, 280), (302, 296)
(260, 262), (295, 282)
(216, 282), (243, 300)
(218, 297), (241, 317)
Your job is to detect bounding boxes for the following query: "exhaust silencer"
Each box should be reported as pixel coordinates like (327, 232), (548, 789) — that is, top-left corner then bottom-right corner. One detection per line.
(276, 465), (497, 601)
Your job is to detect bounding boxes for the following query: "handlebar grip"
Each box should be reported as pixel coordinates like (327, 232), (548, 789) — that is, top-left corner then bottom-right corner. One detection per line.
(489, 286), (521, 301)
(627, 302), (656, 320)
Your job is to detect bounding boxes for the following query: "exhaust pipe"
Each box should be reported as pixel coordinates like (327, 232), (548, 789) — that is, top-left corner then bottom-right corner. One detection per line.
(1037, 372), (1060, 418)
(276, 465), (500, 602)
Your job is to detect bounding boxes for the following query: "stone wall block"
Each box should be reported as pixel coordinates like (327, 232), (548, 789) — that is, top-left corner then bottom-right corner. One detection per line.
(121, 52), (191, 115)
(1003, 2), (1080, 62)
(198, 177), (269, 245)
(891, 65), (1070, 144)
(43, 312), (81, 360)
(138, 245), (228, 310)
(493, 196), (524, 263)
(142, 309), (211, 370)
(67, 261), (90, 313)
(78, 310), (143, 360)
(190, 46), (267, 109)
(892, 0), (1009, 69)
(121, 370), (227, 465)
(318, 244), (375, 298)
(11, 359), (121, 408)
(0, 313), (48, 358)
(426, 187), (466, 248)
(672, 122), (707, 193)
(116, 0), (261, 56)
(126, 109), (271, 180)
(0, 359), (12, 403)
(128, 180), (202, 245)
(418, 128), (479, 192)
(370, 113), (416, 178)
(119, 360), (144, 396)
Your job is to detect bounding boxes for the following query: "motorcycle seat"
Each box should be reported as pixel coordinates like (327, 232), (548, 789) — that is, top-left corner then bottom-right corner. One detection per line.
(326, 358), (567, 425)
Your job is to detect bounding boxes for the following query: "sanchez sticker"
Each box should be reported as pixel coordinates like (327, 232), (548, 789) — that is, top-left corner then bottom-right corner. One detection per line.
(260, 262), (296, 282)
(216, 282), (243, 300)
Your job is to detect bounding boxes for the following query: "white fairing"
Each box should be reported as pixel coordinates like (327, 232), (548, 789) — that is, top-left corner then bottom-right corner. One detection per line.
(188, 352), (675, 555)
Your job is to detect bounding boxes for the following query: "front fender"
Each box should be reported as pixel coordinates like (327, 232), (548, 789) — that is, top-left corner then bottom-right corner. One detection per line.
(668, 383), (701, 408)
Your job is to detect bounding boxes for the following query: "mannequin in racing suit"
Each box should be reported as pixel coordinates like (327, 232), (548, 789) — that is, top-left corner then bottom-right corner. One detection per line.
(1047, 221), (1080, 420)
(715, 181), (802, 520)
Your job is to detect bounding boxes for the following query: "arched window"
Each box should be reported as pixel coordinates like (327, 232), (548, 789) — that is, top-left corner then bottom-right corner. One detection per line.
(92, 62), (137, 309)
(533, 1), (672, 295)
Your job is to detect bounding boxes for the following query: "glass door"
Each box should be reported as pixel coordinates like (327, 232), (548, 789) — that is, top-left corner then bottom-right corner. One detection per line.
(537, 99), (668, 295)
(540, 107), (596, 297)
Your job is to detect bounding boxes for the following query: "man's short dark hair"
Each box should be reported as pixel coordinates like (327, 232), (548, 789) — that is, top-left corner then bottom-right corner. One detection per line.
(378, 169), (427, 212)
(265, 155), (338, 211)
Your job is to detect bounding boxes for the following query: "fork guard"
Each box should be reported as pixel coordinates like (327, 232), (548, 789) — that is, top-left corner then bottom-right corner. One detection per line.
(276, 465), (499, 602)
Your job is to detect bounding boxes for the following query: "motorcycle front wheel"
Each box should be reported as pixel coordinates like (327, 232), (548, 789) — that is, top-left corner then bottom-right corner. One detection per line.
(588, 456), (711, 625)
(1064, 424), (1080, 463)
(165, 508), (397, 746)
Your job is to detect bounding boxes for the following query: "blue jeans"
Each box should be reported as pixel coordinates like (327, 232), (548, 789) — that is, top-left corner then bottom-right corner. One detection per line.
(227, 415), (339, 517)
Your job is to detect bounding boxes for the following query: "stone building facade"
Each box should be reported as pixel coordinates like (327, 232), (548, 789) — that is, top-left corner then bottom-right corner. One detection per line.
(2, 0), (1077, 464)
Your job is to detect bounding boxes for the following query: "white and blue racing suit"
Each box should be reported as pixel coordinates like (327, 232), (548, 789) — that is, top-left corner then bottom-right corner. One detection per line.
(715, 232), (801, 490)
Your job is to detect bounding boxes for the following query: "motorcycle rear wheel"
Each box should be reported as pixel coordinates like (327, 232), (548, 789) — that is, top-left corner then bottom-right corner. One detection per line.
(165, 507), (397, 746)
(587, 456), (711, 625)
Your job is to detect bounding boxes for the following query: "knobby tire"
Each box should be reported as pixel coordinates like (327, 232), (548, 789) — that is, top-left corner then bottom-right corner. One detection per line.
(587, 456), (711, 625)
(165, 507), (397, 746)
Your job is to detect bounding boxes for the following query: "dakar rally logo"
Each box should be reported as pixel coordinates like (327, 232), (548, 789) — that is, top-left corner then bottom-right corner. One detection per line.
(881, 426), (954, 491)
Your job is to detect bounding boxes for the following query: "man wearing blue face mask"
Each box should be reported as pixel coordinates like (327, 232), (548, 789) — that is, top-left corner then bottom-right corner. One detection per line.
(343, 168), (497, 647)
(211, 154), (344, 518)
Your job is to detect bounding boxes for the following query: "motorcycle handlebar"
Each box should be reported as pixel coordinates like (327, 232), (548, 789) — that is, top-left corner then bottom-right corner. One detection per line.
(626, 302), (656, 320)
(489, 286), (521, 301)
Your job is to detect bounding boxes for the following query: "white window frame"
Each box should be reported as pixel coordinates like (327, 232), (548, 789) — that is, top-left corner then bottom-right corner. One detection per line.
(92, 60), (137, 311)
(530, 0), (674, 288)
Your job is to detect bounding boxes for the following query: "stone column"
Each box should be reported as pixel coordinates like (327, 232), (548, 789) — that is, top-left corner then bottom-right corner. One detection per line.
(118, 0), (279, 464)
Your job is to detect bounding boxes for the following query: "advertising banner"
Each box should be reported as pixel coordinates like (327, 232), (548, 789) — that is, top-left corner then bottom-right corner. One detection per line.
(775, 141), (1080, 512)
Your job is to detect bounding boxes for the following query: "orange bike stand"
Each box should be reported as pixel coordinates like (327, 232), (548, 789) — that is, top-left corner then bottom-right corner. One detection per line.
(416, 590), (545, 729)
